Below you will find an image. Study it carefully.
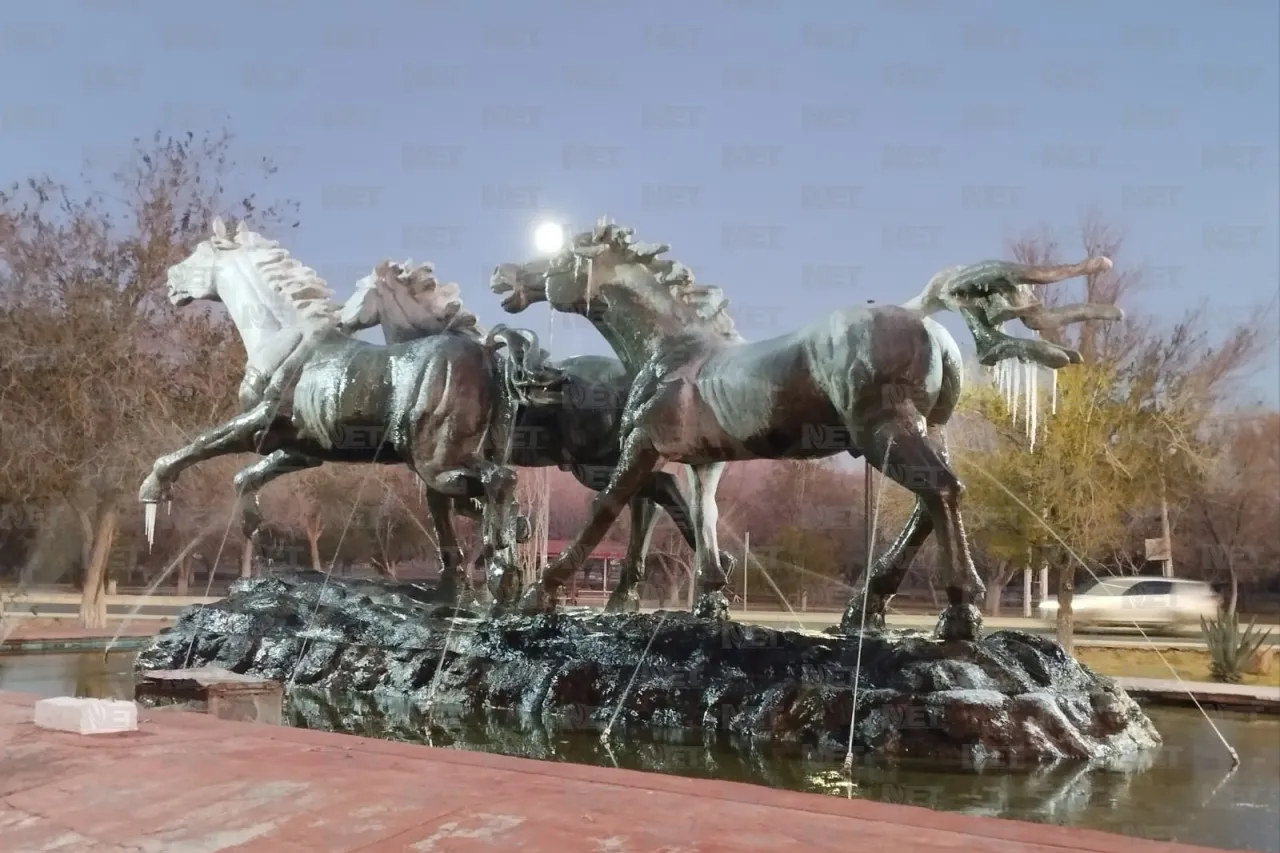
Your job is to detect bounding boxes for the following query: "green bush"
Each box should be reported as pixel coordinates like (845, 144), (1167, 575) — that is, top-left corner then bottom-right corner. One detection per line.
(1200, 610), (1273, 684)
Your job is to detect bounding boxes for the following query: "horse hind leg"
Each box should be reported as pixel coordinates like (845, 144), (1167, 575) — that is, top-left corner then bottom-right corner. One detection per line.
(415, 460), (520, 608)
(607, 496), (657, 613)
(638, 470), (737, 583)
(424, 489), (471, 606)
(687, 462), (730, 619)
(841, 499), (934, 634)
(850, 418), (985, 642)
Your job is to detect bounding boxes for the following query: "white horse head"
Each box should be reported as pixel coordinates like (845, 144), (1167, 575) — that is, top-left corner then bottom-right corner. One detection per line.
(337, 259), (483, 344)
(166, 217), (340, 372)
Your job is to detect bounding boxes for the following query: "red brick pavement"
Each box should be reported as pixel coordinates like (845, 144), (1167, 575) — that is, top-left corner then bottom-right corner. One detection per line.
(0, 690), (1230, 853)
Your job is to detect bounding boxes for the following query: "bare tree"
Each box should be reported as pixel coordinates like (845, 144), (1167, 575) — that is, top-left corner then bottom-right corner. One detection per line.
(1185, 412), (1280, 613)
(515, 467), (552, 587)
(0, 131), (297, 627)
(275, 465), (365, 573)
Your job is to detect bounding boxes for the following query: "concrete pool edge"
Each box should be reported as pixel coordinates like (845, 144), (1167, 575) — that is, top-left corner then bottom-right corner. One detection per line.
(0, 689), (1235, 853)
(0, 635), (155, 654)
(1119, 676), (1280, 715)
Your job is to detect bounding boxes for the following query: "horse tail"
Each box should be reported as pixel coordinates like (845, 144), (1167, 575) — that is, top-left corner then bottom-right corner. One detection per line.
(482, 325), (566, 408)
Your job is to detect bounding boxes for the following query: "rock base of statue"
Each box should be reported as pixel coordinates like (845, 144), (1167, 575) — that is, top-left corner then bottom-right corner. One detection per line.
(135, 572), (1160, 768)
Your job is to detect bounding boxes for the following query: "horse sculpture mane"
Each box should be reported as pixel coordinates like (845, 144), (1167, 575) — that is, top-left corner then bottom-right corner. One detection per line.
(373, 259), (483, 339)
(212, 223), (340, 326)
(574, 222), (743, 343)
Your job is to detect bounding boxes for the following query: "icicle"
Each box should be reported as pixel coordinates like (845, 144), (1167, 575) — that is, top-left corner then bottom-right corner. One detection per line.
(1011, 360), (1021, 427)
(1051, 369), (1058, 415)
(1029, 364), (1038, 452)
(1005, 362), (1014, 414)
(1026, 363), (1034, 441)
(166, 500), (172, 517)
(144, 503), (157, 551)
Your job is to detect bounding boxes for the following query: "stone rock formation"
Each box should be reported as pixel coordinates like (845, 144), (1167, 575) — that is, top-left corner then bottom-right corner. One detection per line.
(136, 572), (1161, 767)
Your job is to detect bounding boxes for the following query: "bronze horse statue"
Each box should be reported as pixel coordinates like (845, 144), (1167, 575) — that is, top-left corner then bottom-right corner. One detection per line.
(138, 220), (563, 606)
(336, 260), (732, 610)
(492, 222), (1117, 640)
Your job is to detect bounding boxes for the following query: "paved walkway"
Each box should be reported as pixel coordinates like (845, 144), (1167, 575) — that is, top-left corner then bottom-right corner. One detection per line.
(0, 690), (1231, 853)
(1117, 676), (1280, 713)
(0, 619), (165, 653)
(0, 618), (163, 641)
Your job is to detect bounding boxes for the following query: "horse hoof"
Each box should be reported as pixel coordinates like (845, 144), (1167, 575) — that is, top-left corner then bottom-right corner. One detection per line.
(692, 591), (729, 620)
(138, 474), (170, 505)
(517, 582), (557, 616)
(514, 515), (532, 544)
(840, 592), (889, 635)
(933, 603), (984, 642)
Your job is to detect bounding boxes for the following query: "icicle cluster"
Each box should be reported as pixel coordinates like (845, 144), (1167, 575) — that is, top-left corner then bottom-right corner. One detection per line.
(988, 332), (1059, 452)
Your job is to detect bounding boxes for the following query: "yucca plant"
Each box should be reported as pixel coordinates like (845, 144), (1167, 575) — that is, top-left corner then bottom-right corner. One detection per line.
(1200, 610), (1274, 684)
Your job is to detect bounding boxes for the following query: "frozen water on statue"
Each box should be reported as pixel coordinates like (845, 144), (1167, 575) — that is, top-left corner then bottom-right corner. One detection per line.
(144, 502), (157, 551)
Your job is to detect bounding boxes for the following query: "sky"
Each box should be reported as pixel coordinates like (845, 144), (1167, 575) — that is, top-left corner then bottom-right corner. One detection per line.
(3, 0), (1278, 405)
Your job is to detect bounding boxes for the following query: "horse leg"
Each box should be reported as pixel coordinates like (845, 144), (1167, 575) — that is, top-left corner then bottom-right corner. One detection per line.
(458, 483), (530, 544)
(958, 306), (1077, 369)
(566, 465), (651, 613)
(230, 450), (323, 570)
(139, 400), (279, 504)
(853, 419), (985, 641)
(414, 461), (513, 607)
(841, 499), (933, 633)
(523, 434), (662, 613)
(687, 462), (730, 619)
(425, 489), (469, 605)
(637, 471), (737, 581)
(606, 497), (656, 613)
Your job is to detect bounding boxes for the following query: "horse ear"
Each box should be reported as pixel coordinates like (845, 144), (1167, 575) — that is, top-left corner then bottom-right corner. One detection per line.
(211, 217), (227, 239)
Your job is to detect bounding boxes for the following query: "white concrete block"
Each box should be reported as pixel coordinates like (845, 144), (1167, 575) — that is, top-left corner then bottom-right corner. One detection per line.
(33, 696), (138, 734)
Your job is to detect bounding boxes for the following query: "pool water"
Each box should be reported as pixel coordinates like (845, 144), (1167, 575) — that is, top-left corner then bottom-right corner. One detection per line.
(2, 650), (1276, 852)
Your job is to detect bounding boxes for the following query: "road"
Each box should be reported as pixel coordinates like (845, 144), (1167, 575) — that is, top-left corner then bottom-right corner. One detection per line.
(3, 591), (1277, 649)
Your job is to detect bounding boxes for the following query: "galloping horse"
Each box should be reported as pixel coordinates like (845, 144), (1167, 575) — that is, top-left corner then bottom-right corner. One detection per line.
(493, 223), (1115, 640)
(225, 259), (508, 592)
(339, 259), (729, 611)
(139, 219), (562, 604)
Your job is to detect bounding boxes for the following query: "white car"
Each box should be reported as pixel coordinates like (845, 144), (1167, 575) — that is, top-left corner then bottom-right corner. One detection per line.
(1038, 576), (1221, 630)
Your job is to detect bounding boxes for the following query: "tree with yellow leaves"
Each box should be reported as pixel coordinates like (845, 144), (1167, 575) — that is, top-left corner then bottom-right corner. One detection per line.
(954, 215), (1273, 653)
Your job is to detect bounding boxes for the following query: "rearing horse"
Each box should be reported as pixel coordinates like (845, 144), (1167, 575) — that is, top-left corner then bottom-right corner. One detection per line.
(139, 219), (562, 604)
(227, 259), (512, 590)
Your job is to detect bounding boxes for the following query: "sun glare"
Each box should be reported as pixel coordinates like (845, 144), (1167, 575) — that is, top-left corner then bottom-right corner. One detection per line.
(533, 221), (565, 255)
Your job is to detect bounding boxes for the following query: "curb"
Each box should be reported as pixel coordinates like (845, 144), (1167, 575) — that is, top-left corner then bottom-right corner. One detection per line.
(0, 635), (155, 654)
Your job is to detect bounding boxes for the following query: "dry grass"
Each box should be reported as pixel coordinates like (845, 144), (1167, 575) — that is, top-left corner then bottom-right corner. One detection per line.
(1076, 646), (1280, 688)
